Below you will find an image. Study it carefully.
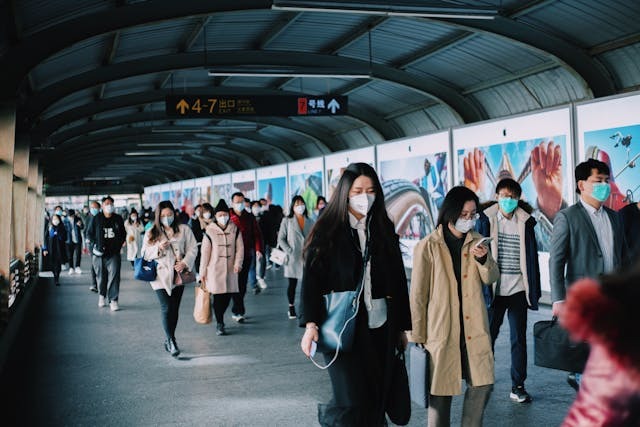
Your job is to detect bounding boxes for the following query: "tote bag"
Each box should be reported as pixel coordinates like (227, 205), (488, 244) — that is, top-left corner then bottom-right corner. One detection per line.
(193, 284), (212, 324)
(269, 247), (287, 266)
(133, 257), (157, 281)
(409, 344), (431, 407)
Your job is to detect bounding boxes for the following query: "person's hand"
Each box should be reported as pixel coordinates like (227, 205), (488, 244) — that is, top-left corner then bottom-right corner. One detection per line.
(552, 300), (564, 317)
(159, 240), (171, 250)
(42, 250), (48, 256)
(398, 332), (408, 350)
(531, 140), (563, 221)
(301, 324), (319, 357)
(256, 251), (263, 259)
(233, 265), (241, 273)
(174, 261), (187, 272)
(471, 243), (488, 259)
(463, 148), (485, 193)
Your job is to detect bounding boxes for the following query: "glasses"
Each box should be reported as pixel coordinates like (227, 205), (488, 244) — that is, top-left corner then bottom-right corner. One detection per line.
(459, 212), (479, 220)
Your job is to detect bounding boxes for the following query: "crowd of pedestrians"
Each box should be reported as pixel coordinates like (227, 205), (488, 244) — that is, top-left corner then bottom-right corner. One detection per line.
(40, 157), (639, 426)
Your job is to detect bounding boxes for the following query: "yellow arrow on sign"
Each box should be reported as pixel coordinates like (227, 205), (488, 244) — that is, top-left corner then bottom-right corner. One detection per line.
(176, 99), (189, 115)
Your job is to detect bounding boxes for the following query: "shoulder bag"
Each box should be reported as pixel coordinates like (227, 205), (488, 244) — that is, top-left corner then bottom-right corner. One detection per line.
(310, 230), (369, 370)
(269, 247), (287, 266)
(193, 282), (212, 324)
(386, 349), (411, 425)
(533, 316), (589, 373)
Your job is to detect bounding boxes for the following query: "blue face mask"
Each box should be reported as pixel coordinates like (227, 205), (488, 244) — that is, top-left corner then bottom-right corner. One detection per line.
(498, 197), (518, 214)
(591, 182), (611, 202)
(90, 208), (99, 216)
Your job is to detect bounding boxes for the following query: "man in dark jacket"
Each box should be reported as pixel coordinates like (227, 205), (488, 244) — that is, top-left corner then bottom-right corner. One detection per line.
(477, 178), (541, 404)
(86, 196), (126, 311)
(63, 209), (84, 275)
(229, 192), (264, 322)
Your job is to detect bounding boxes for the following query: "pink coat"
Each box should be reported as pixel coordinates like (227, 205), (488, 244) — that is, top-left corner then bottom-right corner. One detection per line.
(199, 222), (244, 295)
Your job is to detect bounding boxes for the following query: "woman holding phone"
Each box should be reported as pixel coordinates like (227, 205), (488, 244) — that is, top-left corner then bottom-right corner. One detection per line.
(409, 186), (499, 427)
(299, 162), (411, 426)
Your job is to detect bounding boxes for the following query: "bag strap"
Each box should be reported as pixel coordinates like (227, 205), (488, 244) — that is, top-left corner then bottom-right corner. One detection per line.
(310, 223), (371, 370)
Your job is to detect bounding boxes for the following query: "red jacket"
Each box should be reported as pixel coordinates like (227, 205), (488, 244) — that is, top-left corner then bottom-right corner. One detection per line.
(230, 209), (264, 256)
(561, 278), (640, 427)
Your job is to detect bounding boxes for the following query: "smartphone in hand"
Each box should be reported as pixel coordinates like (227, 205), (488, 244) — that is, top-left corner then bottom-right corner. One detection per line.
(475, 237), (493, 247)
(310, 340), (317, 357)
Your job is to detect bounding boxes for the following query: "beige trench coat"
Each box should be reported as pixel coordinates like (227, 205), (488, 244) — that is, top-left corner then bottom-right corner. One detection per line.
(199, 222), (244, 295)
(141, 224), (198, 296)
(409, 225), (499, 396)
(124, 221), (144, 261)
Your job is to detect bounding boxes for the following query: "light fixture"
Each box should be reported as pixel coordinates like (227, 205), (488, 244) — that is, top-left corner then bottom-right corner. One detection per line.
(151, 125), (257, 133)
(82, 177), (123, 181)
(124, 151), (164, 156)
(271, 1), (496, 20)
(207, 70), (371, 79)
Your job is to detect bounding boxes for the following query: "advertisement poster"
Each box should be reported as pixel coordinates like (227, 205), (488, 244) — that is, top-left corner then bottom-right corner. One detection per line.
(178, 179), (196, 216)
(159, 183), (172, 206)
(194, 177), (212, 205)
(324, 147), (375, 202)
(231, 170), (257, 202)
(288, 157), (324, 213)
(577, 93), (640, 209)
(453, 107), (573, 269)
(169, 182), (182, 210)
(212, 174), (232, 205)
(377, 132), (450, 267)
(257, 165), (287, 208)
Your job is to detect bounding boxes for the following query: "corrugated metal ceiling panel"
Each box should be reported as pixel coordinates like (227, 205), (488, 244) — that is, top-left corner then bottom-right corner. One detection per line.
(41, 88), (95, 120)
(266, 12), (368, 52)
(30, 35), (107, 89)
(190, 10), (276, 51)
(104, 73), (163, 98)
(599, 44), (640, 89)
(116, 19), (199, 62)
(349, 81), (428, 117)
(517, 0), (640, 47)
(338, 18), (459, 65)
(17, 0), (110, 36)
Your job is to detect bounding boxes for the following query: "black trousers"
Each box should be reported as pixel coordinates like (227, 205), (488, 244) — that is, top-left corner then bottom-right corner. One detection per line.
(287, 278), (298, 305)
(231, 261), (250, 316)
(155, 286), (185, 341)
(321, 314), (390, 427)
(489, 291), (528, 387)
(213, 293), (233, 325)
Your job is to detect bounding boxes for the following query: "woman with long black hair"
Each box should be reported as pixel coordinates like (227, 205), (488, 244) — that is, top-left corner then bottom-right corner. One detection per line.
(299, 162), (411, 426)
(141, 200), (198, 357)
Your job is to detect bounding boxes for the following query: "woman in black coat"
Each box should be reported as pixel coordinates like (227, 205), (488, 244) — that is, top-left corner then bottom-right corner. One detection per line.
(299, 162), (411, 426)
(42, 214), (68, 286)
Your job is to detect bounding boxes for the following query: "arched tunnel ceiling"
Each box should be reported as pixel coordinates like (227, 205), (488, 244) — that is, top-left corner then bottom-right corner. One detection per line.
(1, 0), (639, 195)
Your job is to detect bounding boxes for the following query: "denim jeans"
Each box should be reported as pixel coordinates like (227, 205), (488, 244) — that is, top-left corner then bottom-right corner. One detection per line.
(489, 291), (528, 387)
(247, 251), (257, 289)
(155, 286), (184, 341)
(231, 252), (252, 316)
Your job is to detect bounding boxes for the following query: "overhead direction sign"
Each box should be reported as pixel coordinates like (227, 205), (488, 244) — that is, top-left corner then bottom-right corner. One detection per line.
(166, 95), (348, 118)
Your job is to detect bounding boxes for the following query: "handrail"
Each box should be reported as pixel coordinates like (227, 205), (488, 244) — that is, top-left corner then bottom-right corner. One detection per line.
(7, 250), (39, 309)
(8, 258), (23, 308)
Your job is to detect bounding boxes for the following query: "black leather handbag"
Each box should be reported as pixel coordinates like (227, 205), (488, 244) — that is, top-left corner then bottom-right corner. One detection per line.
(386, 349), (411, 425)
(533, 317), (589, 373)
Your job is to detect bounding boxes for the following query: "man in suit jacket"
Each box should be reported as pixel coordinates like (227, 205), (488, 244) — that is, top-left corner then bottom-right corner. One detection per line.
(549, 158), (629, 390)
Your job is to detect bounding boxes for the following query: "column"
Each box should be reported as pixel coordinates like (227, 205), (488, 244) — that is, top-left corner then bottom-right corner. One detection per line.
(12, 135), (29, 264)
(0, 103), (16, 277)
(26, 157), (39, 253)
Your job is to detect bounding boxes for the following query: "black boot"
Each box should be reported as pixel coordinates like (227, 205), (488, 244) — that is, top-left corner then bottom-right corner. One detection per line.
(216, 323), (226, 336)
(167, 337), (180, 357)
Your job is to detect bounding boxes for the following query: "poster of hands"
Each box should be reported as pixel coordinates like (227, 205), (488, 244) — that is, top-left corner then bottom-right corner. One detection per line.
(457, 137), (569, 252)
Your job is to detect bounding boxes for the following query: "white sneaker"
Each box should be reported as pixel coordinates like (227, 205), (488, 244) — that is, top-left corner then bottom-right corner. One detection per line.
(110, 300), (120, 311)
(231, 314), (245, 323)
(98, 295), (106, 307)
(257, 278), (268, 289)
(75, 267), (82, 274)
(68, 268), (74, 275)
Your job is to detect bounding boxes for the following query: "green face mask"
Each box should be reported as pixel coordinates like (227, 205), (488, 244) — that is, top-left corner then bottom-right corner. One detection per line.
(591, 182), (611, 202)
(498, 197), (518, 214)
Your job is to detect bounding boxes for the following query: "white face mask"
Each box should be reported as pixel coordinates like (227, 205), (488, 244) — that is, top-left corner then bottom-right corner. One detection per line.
(194, 210), (201, 218)
(202, 212), (212, 220)
(234, 202), (245, 213)
(130, 215), (137, 221)
(103, 204), (114, 215)
(217, 215), (229, 226)
(294, 205), (306, 215)
(52, 219), (60, 226)
(244, 206), (251, 213)
(454, 218), (476, 234)
(161, 216), (174, 227)
(349, 193), (375, 216)
(252, 207), (261, 216)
